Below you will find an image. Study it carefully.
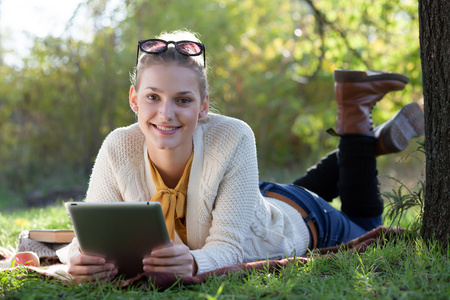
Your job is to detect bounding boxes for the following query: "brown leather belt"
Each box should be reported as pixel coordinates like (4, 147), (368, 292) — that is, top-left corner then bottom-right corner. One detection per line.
(264, 190), (318, 249)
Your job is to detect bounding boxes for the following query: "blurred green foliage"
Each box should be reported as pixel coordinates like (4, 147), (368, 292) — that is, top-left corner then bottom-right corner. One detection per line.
(0, 0), (422, 199)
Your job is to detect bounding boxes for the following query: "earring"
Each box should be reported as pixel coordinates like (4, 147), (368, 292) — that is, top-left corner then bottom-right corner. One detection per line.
(133, 106), (138, 112)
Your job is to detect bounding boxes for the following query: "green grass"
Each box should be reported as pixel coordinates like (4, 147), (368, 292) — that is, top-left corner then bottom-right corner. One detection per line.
(1, 233), (450, 299)
(1, 201), (450, 299)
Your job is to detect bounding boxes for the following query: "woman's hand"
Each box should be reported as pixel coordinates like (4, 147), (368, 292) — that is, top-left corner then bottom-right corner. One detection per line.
(142, 243), (197, 276)
(68, 253), (118, 283)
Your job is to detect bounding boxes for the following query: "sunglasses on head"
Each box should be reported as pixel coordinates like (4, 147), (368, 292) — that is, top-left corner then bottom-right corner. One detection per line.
(136, 39), (206, 67)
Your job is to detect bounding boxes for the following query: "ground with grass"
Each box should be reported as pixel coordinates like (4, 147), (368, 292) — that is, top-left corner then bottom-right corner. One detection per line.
(1, 234), (450, 299)
(1, 203), (449, 299)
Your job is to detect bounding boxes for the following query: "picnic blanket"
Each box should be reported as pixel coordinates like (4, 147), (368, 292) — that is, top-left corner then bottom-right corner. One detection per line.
(0, 226), (405, 290)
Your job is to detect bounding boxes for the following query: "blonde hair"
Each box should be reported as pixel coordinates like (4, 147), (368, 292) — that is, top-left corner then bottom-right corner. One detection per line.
(131, 30), (209, 101)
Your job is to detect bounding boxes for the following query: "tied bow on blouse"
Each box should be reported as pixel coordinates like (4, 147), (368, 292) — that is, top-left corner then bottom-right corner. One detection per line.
(148, 152), (193, 243)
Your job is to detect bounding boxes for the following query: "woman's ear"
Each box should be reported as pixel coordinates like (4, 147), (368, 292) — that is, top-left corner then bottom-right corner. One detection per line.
(199, 94), (209, 119)
(129, 85), (138, 113)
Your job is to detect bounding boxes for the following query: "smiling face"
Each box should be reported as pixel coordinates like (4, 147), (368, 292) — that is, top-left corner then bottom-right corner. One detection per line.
(129, 64), (209, 155)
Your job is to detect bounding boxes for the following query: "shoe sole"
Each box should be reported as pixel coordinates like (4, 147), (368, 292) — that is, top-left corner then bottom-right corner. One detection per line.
(334, 69), (410, 84)
(382, 102), (425, 152)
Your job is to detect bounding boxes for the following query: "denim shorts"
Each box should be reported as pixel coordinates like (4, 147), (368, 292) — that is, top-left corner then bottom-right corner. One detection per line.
(259, 181), (379, 249)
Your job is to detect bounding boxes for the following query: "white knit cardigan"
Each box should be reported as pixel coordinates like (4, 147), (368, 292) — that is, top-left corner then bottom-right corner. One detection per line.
(66, 113), (309, 274)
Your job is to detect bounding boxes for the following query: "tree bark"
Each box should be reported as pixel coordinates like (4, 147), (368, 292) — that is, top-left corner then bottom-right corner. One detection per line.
(419, 0), (450, 246)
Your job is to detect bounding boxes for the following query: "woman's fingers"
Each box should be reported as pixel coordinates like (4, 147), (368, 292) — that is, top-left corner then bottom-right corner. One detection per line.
(69, 262), (116, 276)
(68, 253), (118, 283)
(149, 244), (188, 259)
(70, 253), (106, 266)
(142, 244), (195, 275)
(142, 260), (193, 275)
(69, 265), (118, 283)
(70, 269), (117, 284)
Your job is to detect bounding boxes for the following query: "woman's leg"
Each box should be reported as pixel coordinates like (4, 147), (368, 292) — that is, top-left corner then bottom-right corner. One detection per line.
(292, 136), (382, 231)
(291, 135), (382, 238)
(264, 102), (423, 247)
(292, 70), (424, 240)
(292, 150), (339, 202)
(337, 135), (382, 231)
(294, 102), (425, 207)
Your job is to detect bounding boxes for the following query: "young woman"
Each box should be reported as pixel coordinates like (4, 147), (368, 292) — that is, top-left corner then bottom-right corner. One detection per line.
(66, 30), (424, 283)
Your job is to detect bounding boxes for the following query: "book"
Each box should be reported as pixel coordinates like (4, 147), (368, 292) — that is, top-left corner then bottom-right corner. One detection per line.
(28, 229), (75, 243)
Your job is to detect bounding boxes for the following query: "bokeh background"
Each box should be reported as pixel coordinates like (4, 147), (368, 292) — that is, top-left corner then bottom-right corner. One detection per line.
(0, 0), (425, 210)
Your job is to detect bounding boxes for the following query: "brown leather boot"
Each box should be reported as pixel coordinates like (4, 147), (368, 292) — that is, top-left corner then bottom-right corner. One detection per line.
(374, 102), (425, 155)
(334, 69), (409, 136)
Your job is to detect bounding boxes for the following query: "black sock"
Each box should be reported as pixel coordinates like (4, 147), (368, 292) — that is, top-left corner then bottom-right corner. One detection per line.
(293, 150), (339, 202)
(338, 135), (383, 218)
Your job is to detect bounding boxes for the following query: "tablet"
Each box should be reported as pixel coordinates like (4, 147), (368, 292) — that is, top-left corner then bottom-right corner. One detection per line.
(65, 201), (171, 279)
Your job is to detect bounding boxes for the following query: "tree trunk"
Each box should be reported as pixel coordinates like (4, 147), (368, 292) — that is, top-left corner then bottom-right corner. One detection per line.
(419, 0), (450, 246)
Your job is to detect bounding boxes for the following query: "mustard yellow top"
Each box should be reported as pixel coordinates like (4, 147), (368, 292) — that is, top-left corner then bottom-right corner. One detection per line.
(148, 152), (193, 244)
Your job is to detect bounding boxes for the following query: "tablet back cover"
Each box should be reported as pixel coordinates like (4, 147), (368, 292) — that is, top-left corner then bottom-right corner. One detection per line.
(66, 201), (171, 278)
